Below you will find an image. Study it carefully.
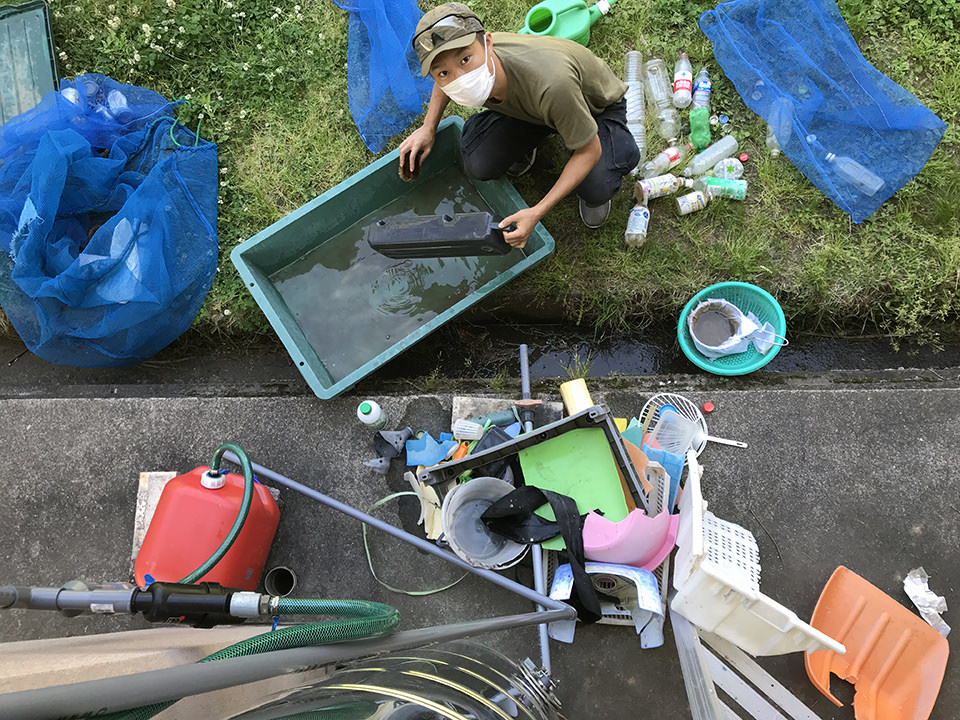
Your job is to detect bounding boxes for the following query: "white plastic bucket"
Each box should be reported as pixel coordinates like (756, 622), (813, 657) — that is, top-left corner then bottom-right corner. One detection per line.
(440, 477), (528, 570)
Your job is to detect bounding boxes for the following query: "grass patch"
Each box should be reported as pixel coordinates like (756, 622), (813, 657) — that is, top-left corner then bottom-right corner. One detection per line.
(19, 0), (960, 348)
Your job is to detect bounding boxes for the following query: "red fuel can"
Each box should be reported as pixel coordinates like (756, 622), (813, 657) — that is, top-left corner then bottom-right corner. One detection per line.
(134, 466), (280, 591)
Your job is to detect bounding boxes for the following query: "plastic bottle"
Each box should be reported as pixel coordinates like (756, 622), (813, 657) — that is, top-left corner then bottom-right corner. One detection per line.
(624, 81), (647, 174)
(624, 50), (644, 83)
(624, 203), (650, 248)
(689, 68), (712, 150)
(641, 142), (693, 179)
(357, 400), (387, 430)
(676, 190), (709, 215)
(824, 153), (885, 196)
(712, 157), (744, 180)
(643, 58), (680, 141)
(673, 53), (693, 108)
(765, 124), (781, 157)
(682, 135), (739, 177)
(693, 176), (748, 200)
(635, 174), (690, 203)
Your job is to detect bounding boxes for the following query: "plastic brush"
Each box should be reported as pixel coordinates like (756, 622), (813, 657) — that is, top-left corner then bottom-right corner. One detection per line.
(651, 409), (748, 456)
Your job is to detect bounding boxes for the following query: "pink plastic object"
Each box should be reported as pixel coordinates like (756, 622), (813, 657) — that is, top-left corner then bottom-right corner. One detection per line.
(583, 508), (679, 571)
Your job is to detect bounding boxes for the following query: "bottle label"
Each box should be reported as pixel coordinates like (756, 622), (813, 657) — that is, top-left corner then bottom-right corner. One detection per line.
(703, 177), (747, 200)
(676, 191), (708, 215)
(628, 205), (651, 229)
(674, 74), (693, 94)
(694, 79), (712, 93)
(640, 175), (682, 201)
(663, 147), (681, 163)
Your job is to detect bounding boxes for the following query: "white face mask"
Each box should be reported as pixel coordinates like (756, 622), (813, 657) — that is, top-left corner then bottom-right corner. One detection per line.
(441, 42), (496, 108)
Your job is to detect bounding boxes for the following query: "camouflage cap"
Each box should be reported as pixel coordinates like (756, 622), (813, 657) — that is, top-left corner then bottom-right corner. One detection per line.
(413, 2), (485, 76)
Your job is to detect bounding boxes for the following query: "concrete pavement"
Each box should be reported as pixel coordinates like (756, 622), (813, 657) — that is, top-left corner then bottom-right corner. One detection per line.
(0, 340), (957, 719)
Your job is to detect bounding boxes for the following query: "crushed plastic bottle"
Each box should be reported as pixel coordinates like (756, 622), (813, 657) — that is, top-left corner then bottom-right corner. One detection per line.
(693, 176), (748, 200)
(673, 53), (693, 109)
(712, 157), (744, 180)
(635, 173), (691, 203)
(644, 58), (680, 141)
(824, 153), (885, 196)
(624, 203), (650, 247)
(689, 68), (712, 150)
(641, 142), (693, 179)
(682, 135), (739, 177)
(676, 190), (709, 215)
(765, 97), (793, 158)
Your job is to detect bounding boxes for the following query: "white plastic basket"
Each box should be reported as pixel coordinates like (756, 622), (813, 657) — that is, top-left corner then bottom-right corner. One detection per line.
(671, 455), (845, 657)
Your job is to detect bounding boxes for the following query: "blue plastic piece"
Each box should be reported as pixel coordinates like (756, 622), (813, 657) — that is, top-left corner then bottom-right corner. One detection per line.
(331, 0), (433, 152)
(504, 421), (523, 438)
(699, 0), (946, 222)
(406, 431), (458, 466)
(642, 444), (683, 510)
(0, 74), (218, 367)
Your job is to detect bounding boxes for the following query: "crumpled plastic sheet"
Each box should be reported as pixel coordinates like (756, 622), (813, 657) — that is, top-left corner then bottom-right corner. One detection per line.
(904, 567), (950, 638)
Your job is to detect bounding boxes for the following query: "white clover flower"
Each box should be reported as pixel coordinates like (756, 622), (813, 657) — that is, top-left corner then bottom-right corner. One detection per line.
(108, 16), (121, 28)
(239, 108), (247, 118)
(166, 0), (176, 8)
(58, 51), (67, 61)
(294, 4), (301, 11)
(179, 25), (185, 33)
(224, 308), (231, 315)
(242, 62), (250, 71)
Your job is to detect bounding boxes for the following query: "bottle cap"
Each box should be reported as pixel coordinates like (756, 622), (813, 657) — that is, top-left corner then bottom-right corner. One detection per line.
(738, 153), (749, 162)
(359, 402), (373, 416)
(201, 470), (226, 489)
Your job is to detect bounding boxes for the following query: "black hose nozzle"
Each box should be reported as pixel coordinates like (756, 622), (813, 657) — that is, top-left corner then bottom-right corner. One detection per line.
(0, 586), (18, 608)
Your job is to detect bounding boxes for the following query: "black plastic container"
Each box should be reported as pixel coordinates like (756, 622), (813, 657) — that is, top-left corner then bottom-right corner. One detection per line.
(367, 211), (513, 258)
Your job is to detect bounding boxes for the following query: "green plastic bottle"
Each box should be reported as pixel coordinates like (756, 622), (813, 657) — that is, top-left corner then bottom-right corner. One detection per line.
(689, 68), (712, 150)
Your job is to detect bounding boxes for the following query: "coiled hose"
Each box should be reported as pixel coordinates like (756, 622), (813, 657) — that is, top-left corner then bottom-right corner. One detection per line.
(102, 445), (401, 720)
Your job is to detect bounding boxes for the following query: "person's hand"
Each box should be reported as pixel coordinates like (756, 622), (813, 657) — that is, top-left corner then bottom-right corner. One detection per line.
(398, 125), (436, 177)
(500, 207), (544, 250)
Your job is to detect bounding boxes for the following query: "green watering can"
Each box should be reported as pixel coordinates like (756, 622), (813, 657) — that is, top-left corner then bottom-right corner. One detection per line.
(517, 0), (617, 46)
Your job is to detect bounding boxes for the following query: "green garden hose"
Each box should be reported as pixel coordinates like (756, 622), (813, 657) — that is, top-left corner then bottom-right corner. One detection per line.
(178, 442), (255, 584)
(102, 598), (400, 720)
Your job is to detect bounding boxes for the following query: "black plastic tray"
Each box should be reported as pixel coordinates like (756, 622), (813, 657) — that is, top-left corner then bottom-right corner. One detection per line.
(367, 211), (512, 258)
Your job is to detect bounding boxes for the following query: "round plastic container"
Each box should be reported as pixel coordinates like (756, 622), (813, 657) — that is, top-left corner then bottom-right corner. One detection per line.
(440, 477), (527, 570)
(677, 282), (786, 376)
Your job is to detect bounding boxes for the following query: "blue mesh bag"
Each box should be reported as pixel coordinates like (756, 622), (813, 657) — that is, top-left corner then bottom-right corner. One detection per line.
(332, 0), (433, 153)
(699, 0), (946, 223)
(0, 74), (218, 367)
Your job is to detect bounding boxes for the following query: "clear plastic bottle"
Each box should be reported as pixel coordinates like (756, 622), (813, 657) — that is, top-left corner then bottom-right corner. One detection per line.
(624, 203), (651, 247)
(689, 68), (712, 150)
(635, 173), (691, 203)
(624, 81), (647, 174)
(641, 142), (693, 179)
(693, 176), (748, 200)
(712, 157), (744, 180)
(824, 153), (885, 196)
(673, 53), (693, 108)
(676, 190), (709, 215)
(682, 135), (739, 177)
(624, 50), (644, 83)
(644, 58), (680, 141)
(765, 124), (781, 157)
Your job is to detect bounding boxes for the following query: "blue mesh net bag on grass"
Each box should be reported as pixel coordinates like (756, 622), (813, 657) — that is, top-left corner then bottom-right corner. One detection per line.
(333, 0), (434, 153)
(0, 74), (218, 367)
(699, 0), (946, 223)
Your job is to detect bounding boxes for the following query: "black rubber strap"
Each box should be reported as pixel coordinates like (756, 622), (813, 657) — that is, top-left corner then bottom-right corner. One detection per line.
(481, 485), (603, 623)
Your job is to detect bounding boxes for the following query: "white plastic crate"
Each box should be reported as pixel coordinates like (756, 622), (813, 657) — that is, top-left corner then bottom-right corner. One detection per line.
(671, 455), (845, 657)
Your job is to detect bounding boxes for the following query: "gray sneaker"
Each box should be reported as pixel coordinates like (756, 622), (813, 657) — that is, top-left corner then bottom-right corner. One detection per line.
(507, 148), (537, 177)
(578, 198), (611, 229)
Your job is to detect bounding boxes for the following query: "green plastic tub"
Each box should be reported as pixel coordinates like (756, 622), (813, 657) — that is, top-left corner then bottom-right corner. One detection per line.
(0, 0), (58, 126)
(231, 116), (555, 399)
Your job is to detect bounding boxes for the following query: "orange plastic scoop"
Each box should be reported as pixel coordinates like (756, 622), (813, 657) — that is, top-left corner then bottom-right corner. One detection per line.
(805, 566), (949, 720)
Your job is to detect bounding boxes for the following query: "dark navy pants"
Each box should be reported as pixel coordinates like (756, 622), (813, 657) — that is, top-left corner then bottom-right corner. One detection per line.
(460, 98), (639, 205)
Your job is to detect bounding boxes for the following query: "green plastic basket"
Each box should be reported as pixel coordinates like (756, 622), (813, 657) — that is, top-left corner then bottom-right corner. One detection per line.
(677, 281), (786, 376)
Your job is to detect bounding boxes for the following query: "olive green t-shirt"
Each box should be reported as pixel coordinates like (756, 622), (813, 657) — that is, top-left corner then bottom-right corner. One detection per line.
(485, 32), (627, 150)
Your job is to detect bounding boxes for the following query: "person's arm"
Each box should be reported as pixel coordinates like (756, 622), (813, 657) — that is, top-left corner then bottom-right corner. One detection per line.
(500, 134), (602, 249)
(398, 83), (451, 174)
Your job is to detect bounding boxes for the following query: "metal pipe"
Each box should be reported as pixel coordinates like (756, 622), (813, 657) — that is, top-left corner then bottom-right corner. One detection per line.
(224, 452), (575, 615)
(518, 343), (552, 677)
(0, 613), (574, 720)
